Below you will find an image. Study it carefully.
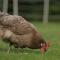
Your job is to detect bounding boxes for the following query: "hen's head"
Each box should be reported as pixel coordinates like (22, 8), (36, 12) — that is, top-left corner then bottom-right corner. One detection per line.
(39, 40), (49, 53)
(33, 31), (49, 53)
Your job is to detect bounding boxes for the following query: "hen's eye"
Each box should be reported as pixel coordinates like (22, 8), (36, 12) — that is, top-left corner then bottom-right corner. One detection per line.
(41, 43), (43, 47)
(40, 43), (46, 47)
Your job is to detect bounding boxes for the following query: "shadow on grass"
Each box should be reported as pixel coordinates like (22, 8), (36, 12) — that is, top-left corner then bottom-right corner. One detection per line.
(0, 48), (40, 54)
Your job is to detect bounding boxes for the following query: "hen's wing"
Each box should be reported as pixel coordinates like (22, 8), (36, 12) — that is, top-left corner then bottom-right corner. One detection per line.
(0, 13), (37, 35)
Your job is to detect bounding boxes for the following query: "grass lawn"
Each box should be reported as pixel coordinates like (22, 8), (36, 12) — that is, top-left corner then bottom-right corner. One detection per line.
(0, 22), (60, 60)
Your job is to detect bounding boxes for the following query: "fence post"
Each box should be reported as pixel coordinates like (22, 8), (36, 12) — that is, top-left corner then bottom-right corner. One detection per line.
(13, 0), (18, 15)
(43, 0), (49, 24)
(3, 0), (8, 12)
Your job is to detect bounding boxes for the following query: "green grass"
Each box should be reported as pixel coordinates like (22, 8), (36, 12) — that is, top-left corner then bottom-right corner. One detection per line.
(0, 22), (60, 60)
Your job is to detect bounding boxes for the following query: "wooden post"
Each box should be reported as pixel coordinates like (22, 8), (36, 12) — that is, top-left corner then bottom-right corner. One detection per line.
(43, 0), (49, 24)
(13, 0), (18, 15)
(3, 0), (8, 12)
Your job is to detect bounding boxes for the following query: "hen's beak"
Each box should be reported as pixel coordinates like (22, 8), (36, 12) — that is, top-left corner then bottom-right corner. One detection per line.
(40, 48), (46, 53)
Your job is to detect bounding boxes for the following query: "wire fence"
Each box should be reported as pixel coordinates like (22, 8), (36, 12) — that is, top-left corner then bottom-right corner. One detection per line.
(0, 0), (60, 22)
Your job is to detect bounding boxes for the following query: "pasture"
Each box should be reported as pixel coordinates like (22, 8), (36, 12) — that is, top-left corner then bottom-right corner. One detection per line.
(0, 22), (60, 60)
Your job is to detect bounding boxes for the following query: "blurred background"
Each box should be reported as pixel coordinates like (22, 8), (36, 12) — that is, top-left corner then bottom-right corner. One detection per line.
(0, 0), (60, 60)
(0, 0), (60, 23)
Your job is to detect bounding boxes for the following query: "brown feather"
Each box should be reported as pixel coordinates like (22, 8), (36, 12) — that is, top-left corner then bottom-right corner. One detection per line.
(0, 11), (47, 50)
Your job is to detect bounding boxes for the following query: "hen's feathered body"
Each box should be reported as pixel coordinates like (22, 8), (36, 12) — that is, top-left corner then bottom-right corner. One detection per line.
(0, 12), (48, 52)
